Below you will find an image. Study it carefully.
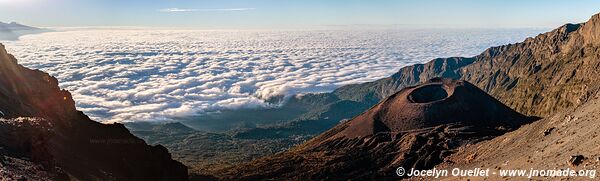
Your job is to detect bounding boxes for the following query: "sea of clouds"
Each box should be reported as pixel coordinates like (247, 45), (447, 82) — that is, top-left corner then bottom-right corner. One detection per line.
(1, 28), (544, 122)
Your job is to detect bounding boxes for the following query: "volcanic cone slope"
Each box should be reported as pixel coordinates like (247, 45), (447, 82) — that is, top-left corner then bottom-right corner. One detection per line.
(217, 78), (535, 180)
(317, 78), (529, 141)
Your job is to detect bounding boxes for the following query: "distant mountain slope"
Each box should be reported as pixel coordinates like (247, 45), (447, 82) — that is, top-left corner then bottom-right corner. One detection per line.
(0, 22), (48, 40)
(0, 43), (188, 180)
(216, 79), (534, 180)
(333, 14), (600, 118)
(0, 22), (38, 31)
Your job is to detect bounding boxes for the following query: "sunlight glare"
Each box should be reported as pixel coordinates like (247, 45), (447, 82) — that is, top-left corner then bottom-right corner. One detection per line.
(0, 0), (34, 5)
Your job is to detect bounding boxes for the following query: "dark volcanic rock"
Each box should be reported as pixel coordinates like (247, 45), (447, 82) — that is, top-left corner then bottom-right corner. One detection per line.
(0, 44), (188, 180)
(569, 155), (585, 166)
(216, 79), (535, 180)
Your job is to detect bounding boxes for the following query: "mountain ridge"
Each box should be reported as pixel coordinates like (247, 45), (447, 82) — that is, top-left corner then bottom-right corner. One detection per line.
(0, 43), (189, 180)
(294, 11), (600, 122)
(0, 21), (39, 31)
(0, 22), (48, 40)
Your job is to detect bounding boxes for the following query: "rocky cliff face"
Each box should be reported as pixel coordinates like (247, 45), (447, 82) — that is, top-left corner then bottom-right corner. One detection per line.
(216, 79), (534, 180)
(0, 43), (188, 180)
(333, 13), (600, 118)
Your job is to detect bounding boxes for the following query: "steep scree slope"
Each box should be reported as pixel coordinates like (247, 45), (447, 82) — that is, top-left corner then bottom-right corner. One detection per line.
(438, 94), (600, 180)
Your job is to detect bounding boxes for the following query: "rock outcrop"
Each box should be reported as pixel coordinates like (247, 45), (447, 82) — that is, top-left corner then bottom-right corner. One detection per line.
(216, 79), (534, 180)
(0, 43), (188, 180)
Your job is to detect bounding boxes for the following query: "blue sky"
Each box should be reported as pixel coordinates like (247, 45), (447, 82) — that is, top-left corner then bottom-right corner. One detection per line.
(1, 0), (600, 28)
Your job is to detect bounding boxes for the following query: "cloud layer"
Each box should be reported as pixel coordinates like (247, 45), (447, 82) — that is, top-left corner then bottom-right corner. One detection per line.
(2, 28), (543, 122)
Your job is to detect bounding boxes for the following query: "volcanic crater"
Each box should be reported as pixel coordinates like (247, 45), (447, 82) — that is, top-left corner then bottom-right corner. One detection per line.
(407, 83), (450, 103)
(320, 78), (531, 141)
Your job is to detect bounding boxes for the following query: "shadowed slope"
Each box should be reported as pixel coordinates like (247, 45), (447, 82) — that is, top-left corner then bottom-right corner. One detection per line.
(0, 43), (188, 181)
